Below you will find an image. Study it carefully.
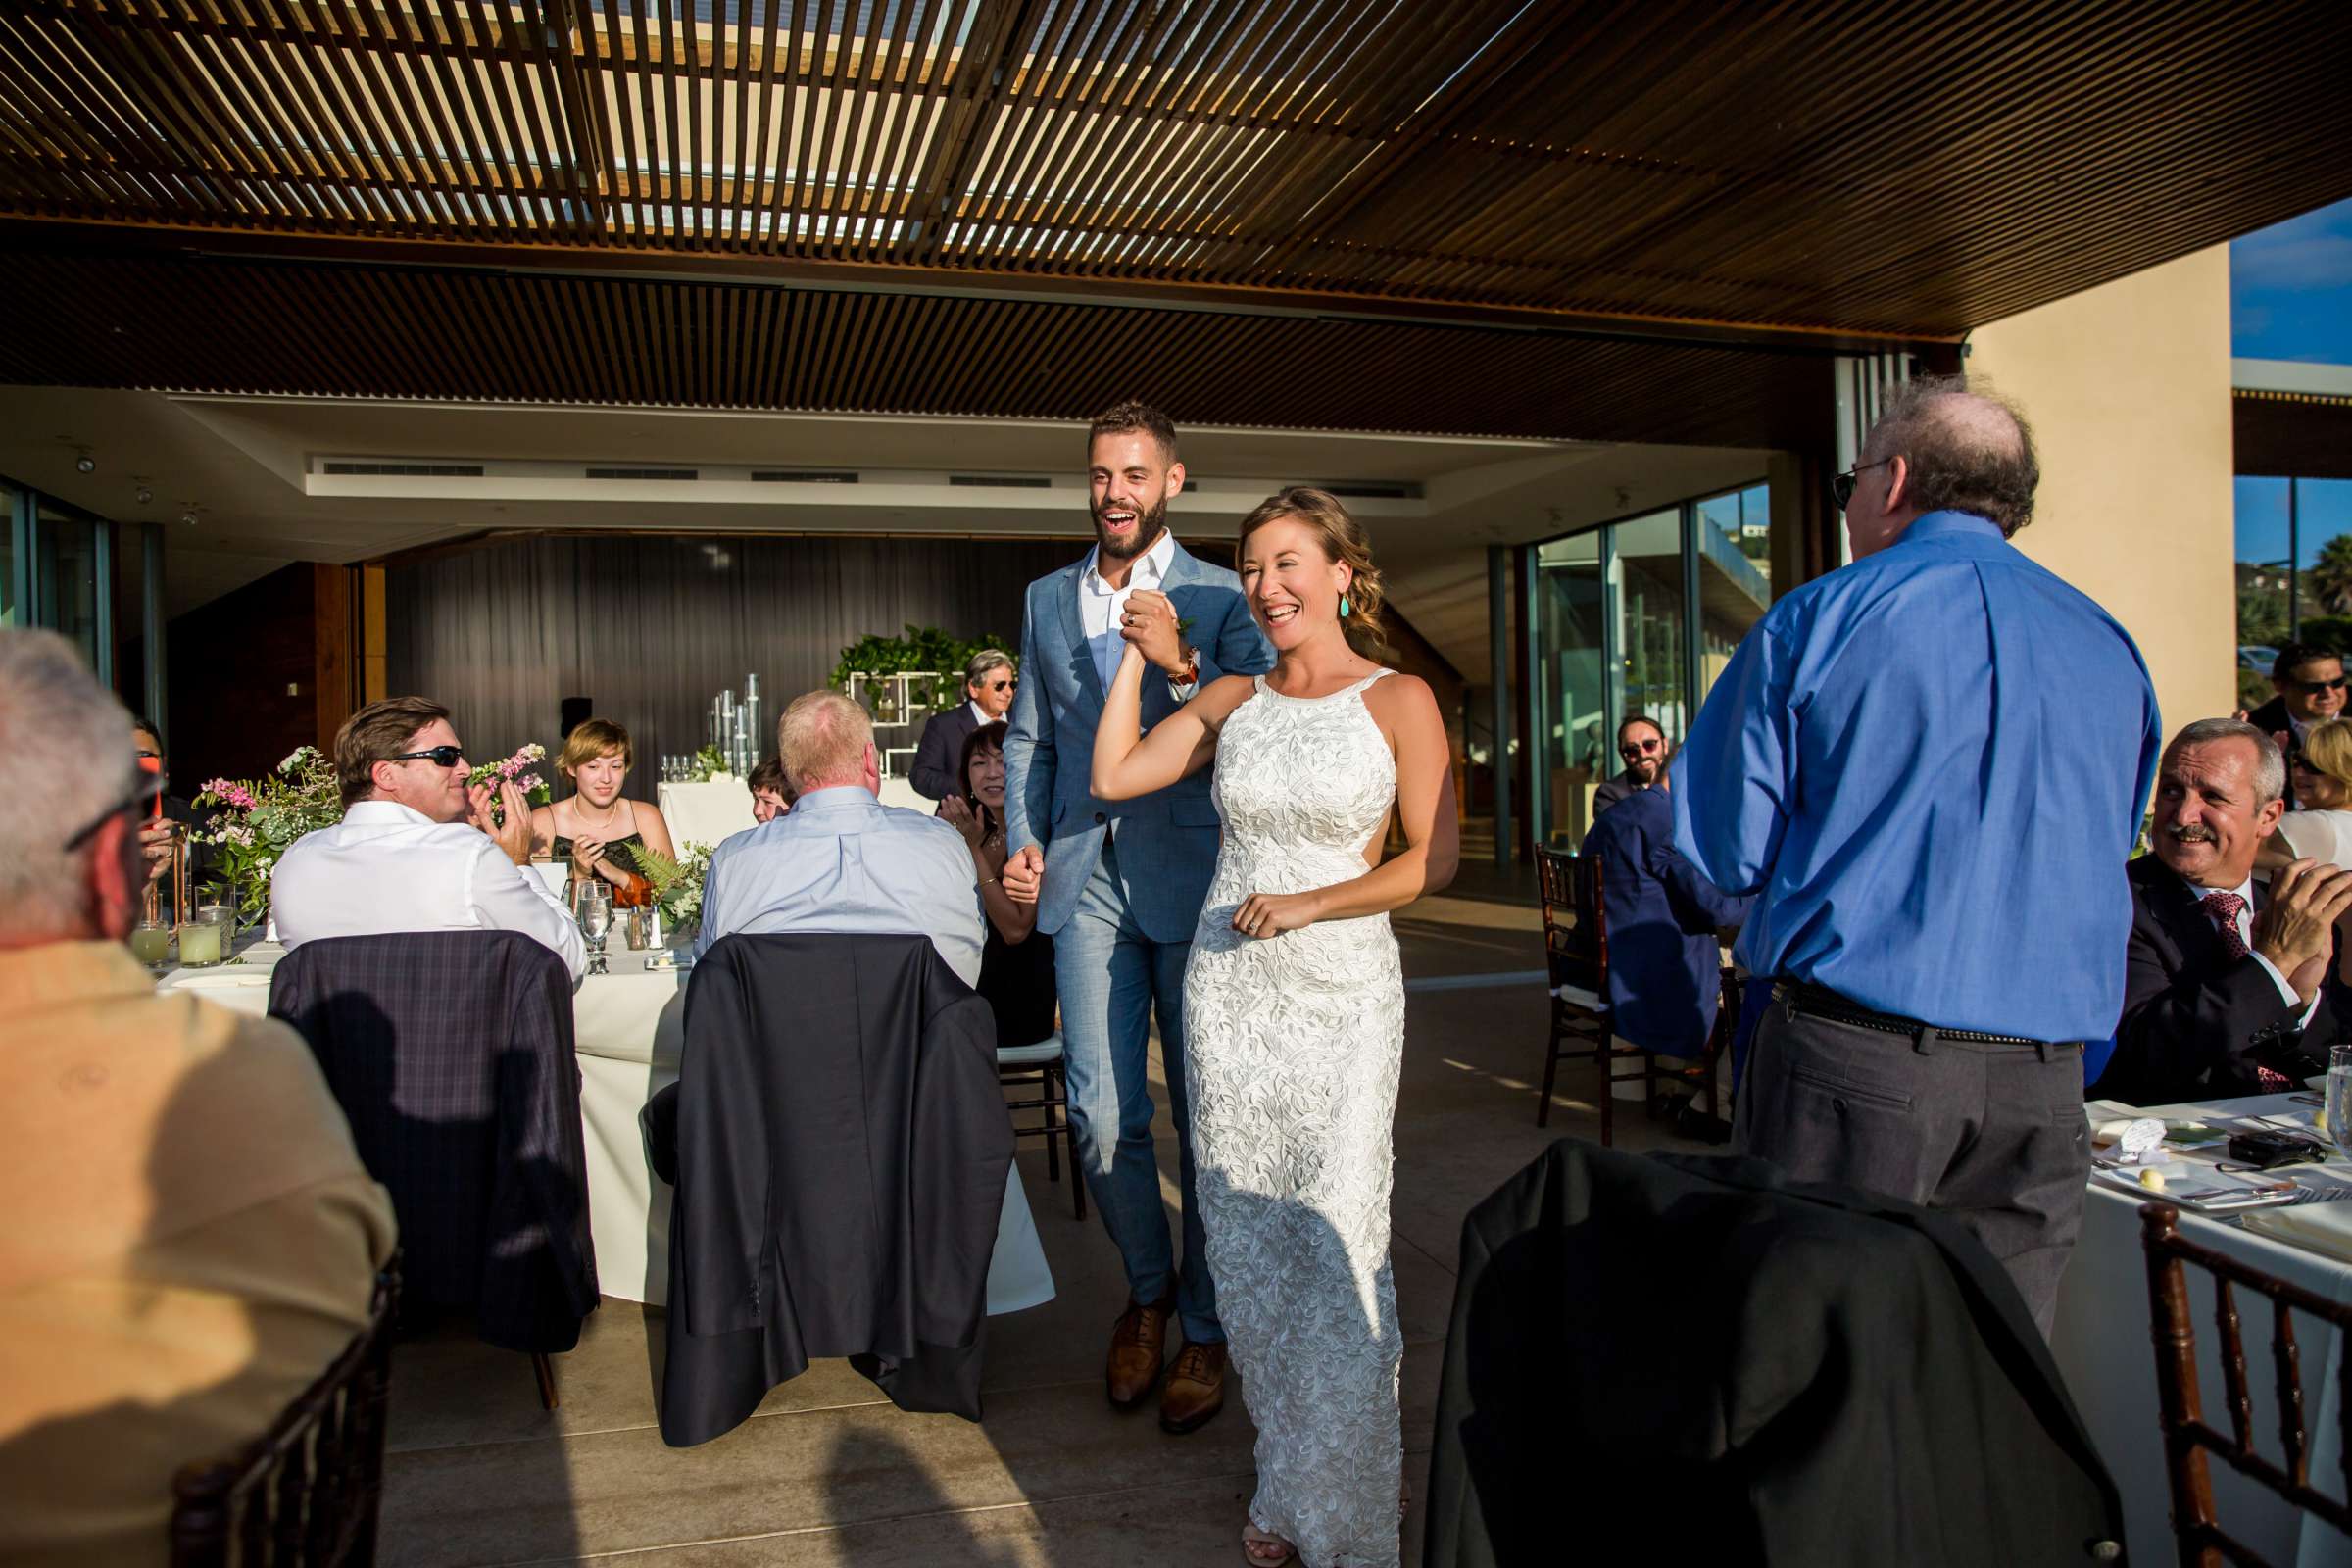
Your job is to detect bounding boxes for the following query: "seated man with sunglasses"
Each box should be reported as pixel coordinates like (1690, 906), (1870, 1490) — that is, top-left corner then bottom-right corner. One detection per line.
(2246, 641), (2347, 810)
(271, 697), (586, 983)
(1592, 713), (1672, 820)
(0, 629), (397, 1560)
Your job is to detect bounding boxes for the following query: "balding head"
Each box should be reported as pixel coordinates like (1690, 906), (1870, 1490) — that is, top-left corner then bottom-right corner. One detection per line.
(778, 689), (878, 796)
(1846, 374), (2039, 557)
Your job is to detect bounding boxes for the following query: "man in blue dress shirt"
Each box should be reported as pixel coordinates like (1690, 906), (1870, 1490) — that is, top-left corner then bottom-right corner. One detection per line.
(695, 689), (983, 985)
(1673, 376), (2162, 1330)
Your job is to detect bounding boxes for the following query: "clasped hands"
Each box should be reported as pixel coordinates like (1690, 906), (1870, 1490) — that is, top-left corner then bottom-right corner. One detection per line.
(2253, 858), (2352, 1002)
(466, 780), (534, 866)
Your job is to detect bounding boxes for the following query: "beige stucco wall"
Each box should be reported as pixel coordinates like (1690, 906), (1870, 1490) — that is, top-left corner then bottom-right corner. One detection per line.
(1967, 244), (2236, 735)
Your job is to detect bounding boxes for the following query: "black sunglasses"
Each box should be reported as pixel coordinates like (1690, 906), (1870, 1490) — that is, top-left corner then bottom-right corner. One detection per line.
(390, 745), (466, 768)
(65, 771), (170, 852)
(1830, 458), (1894, 510)
(2291, 676), (2349, 695)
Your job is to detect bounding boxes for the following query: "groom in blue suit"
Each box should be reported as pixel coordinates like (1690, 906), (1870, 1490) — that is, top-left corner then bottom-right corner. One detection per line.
(1001, 402), (1273, 1434)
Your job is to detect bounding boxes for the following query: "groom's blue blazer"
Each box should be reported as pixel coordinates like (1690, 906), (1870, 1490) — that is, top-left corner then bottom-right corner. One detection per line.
(1003, 537), (1273, 941)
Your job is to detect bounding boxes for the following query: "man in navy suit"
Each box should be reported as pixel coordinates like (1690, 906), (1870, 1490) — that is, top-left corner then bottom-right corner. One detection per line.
(2099, 718), (2352, 1104)
(1582, 782), (1751, 1062)
(909, 649), (1016, 803)
(1000, 402), (1273, 1434)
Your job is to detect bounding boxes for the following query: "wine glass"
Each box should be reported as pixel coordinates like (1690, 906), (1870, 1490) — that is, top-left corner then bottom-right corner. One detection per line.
(2326, 1045), (2352, 1161)
(579, 884), (612, 976)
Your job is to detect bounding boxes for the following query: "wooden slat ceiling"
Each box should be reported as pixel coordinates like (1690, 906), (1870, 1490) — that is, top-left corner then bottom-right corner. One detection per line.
(0, 247), (1835, 447)
(3, 0), (2349, 342)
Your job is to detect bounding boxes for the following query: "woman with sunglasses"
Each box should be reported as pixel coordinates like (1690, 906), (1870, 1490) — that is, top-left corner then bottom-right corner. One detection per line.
(2257, 717), (2352, 874)
(530, 718), (677, 899)
(940, 720), (1054, 1049)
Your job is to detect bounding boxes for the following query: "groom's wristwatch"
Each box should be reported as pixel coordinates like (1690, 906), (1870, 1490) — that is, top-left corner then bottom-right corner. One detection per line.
(1168, 644), (1201, 689)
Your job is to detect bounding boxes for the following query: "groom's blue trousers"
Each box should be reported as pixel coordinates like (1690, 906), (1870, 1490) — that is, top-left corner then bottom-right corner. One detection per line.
(1052, 835), (1221, 1345)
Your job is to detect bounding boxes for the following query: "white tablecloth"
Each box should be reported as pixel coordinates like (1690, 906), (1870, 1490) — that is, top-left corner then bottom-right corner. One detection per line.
(2052, 1093), (2352, 1567)
(657, 779), (756, 853)
(160, 940), (1053, 1316)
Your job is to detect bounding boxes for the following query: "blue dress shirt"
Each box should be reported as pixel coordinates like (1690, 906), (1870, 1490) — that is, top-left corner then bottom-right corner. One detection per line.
(693, 786), (985, 986)
(1672, 511), (2161, 1043)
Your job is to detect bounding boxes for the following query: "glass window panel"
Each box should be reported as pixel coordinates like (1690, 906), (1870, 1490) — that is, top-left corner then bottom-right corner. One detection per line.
(1533, 534), (1607, 848)
(1694, 481), (1774, 710)
(37, 504), (101, 667)
(0, 483), (17, 629)
(1615, 509), (1687, 746)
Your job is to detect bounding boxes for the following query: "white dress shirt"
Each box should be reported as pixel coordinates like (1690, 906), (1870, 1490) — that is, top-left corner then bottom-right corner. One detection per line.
(968, 700), (995, 730)
(692, 786), (984, 986)
(272, 801), (586, 983)
(1080, 528), (1177, 694)
(2182, 870), (2316, 1021)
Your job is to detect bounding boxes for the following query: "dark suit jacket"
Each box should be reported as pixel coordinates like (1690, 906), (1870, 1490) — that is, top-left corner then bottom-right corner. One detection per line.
(909, 704), (980, 803)
(1590, 767), (1647, 818)
(1582, 786), (1750, 1057)
(644, 933), (1011, 1445)
(1425, 1140), (2123, 1568)
(2094, 855), (2339, 1105)
(2244, 695), (2301, 808)
(268, 931), (598, 1353)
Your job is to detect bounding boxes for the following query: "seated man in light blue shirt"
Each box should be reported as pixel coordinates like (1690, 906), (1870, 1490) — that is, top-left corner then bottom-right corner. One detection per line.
(694, 688), (984, 986)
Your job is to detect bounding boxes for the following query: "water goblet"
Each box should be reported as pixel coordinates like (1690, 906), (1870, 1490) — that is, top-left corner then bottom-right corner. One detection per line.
(2326, 1045), (2352, 1161)
(579, 885), (612, 977)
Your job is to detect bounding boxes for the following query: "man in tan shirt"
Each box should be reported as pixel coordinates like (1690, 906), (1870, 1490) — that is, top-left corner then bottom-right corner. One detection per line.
(0, 629), (397, 1563)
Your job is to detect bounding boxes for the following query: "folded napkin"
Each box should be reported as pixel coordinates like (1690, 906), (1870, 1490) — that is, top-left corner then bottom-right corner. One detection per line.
(2244, 1199), (2352, 1263)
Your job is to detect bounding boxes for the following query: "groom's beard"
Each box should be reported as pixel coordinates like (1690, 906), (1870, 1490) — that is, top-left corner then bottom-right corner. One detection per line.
(1091, 492), (1170, 563)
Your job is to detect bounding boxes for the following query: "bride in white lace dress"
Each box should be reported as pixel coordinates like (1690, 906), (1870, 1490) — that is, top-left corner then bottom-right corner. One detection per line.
(1088, 488), (1460, 1568)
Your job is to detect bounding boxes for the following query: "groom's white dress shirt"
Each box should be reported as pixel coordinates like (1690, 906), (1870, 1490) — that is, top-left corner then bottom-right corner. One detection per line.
(1079, 528), (1175, 694)
(272, 800), (587, 983)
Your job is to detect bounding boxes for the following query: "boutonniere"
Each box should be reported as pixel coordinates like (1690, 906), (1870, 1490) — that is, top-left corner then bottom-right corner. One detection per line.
(1177, 617), (1196, 635)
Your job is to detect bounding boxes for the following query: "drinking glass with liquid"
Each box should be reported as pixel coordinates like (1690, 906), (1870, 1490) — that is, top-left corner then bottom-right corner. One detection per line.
(2326, 1045), (2352, 1160)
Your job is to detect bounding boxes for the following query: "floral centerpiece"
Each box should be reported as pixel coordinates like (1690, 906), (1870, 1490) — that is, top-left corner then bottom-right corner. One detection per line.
(687, 745), (726, 783)
(467, 743), (553, 827)
(194, 746), (345, 925)
(636, 843), (713, 942)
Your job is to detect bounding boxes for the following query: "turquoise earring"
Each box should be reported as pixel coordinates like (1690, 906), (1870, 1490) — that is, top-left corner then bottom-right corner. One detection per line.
(1340, 596), (1351, 618)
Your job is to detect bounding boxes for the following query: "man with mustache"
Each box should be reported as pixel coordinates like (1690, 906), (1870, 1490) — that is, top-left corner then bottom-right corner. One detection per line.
(2098, 717), (2352, 1104)
(1000, 402), (1272, 1434)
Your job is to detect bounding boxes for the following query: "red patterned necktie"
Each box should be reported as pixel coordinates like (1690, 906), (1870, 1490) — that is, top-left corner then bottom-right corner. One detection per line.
(2204, 890), (2294, 1091)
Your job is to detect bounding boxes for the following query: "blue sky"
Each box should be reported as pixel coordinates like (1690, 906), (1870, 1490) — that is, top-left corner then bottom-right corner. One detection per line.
(2232, 195), (2352, 571)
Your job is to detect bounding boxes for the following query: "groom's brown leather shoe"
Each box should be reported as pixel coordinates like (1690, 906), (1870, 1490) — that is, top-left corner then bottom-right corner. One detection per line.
(1158, 1340), (1227, 1434)
(1105, 1291), (1174, 1408)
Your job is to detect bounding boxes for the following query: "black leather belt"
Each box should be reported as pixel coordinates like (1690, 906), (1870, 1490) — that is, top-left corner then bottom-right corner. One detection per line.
(1775, 981), (2063, 1050)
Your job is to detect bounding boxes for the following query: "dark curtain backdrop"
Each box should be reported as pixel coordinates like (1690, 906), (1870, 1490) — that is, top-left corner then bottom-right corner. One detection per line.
(386, 533), (1095, 776)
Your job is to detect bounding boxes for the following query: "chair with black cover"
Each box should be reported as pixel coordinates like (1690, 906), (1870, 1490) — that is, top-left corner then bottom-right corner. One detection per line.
(168, 1257), (401, 1568)
(997, 1033), (1083, 1219)
(1535, 847), (1646, 1145)
(2139, 1203), (2352, 1567)
(267, 931), (598, 1410)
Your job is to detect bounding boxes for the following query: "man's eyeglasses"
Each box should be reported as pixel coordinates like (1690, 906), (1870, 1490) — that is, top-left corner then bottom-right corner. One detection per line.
(984, 678), (1015, 692)
(390, 745), (466, 767)
(2290, 676), (2349, 695)
(1831, 458), (1894, 510)
(65, 772), (169, 852)
(1619, 740), (1662, 760)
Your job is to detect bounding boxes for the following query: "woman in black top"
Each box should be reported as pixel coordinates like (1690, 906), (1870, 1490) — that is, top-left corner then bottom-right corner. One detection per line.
(530, 717), (678, 896)
(942, 721), (1054, 1048)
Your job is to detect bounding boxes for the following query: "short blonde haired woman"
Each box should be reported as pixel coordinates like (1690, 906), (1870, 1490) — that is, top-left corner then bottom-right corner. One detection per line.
(529, 717), (677, 896)
(2268, 717), (2352, 871)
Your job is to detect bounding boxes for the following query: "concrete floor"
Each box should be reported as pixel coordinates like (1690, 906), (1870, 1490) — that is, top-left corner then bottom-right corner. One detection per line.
(376, 877), (1713, 1566)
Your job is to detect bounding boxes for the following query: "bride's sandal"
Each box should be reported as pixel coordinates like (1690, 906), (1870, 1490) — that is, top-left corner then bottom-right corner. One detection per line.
(1241, 1524), (1297, 1566)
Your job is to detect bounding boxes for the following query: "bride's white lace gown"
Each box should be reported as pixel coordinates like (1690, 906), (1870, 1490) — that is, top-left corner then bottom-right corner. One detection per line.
(1185, 669), (1405, 1568)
